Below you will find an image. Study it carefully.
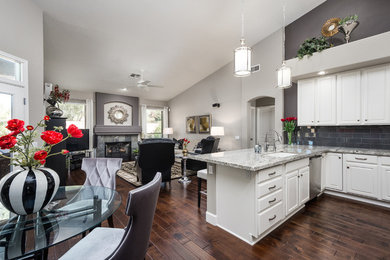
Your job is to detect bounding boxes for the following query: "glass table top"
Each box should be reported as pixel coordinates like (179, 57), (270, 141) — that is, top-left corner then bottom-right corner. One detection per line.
(0, 185), (121, 260)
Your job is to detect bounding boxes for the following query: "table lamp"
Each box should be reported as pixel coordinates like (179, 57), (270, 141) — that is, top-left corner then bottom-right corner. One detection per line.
(210, 126), (224, 136)
(163, 127), (173, 138)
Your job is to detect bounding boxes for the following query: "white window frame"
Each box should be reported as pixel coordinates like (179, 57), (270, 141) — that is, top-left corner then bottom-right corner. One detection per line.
(0, 50), (29, 124)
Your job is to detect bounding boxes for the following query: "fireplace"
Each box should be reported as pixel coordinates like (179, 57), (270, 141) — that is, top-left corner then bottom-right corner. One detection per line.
(105, 142), (131, 162)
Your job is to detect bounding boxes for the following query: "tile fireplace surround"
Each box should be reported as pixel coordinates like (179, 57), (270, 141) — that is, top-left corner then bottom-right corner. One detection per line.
(96, 135), (139, 160)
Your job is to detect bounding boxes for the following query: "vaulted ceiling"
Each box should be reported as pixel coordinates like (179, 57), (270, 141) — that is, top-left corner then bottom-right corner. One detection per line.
(32, 0), (324, 101)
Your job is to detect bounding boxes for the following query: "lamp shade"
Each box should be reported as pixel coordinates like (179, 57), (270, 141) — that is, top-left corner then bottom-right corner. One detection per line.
(210, 126), (224, 136)
(234, 39), (252, 77)
(276, 61), (292, 89)
(163, 127), (173, 135)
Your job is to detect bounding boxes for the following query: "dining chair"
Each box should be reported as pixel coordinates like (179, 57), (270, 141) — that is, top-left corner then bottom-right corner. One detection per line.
(59, 172), (162, 260)
(62, 158), (122, 228)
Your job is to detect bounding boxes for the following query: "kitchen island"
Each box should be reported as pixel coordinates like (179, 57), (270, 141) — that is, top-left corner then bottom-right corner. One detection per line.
(188, 145), (390, 245)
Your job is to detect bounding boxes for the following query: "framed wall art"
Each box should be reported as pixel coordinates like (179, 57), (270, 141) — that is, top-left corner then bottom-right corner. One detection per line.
(198, 114), (211, 134)
(186, 116), (197, 133)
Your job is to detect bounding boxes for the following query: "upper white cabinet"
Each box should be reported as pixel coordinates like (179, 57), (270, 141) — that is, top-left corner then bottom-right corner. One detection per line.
(297, 78), (315, 126)
(316, 76), (336, 125)
(297, 63), (390, 126)
(361, 65), (390, 124)
(337, 71), (361, 125)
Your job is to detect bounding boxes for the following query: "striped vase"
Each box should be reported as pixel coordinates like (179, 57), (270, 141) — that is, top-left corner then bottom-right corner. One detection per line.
(0, 167), (60, 215)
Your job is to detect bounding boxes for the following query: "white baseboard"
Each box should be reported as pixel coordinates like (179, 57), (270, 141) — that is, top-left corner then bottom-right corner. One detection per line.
(205, 211), (217, 225)
(324, 190), (390, 209)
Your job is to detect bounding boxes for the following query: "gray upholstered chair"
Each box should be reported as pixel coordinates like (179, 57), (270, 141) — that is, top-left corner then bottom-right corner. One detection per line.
(59, 172), (162, 260)
(62, 158), (122, 228)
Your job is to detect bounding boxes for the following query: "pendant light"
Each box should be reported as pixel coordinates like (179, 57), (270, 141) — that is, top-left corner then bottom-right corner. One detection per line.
(276, 4), (292, 89)
(234, 0), (251, 77)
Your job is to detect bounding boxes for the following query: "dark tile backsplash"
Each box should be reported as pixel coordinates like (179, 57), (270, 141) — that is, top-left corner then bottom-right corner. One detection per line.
(291, 126), (390, 150)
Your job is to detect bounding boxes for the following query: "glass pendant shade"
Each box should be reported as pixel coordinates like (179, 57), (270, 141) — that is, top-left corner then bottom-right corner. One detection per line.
(277, 61), (292, 89)
(234, 39), (252, 77)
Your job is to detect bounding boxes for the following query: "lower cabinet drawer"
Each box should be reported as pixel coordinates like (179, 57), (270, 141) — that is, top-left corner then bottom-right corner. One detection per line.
(258, 201), (283, 235)
(257, 176), (283, 198)
(257, 189), (283, 212)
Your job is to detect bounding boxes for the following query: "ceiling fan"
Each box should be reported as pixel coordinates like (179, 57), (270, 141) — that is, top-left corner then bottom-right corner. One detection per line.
(129, 70), (164, 90)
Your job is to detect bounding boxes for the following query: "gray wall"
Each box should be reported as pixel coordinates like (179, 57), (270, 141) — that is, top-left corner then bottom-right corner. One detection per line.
(0, 0), (44, 125)
(284, 0), (390, 118)
(168, 62), (242, 151)
(169, 29), (284, 150)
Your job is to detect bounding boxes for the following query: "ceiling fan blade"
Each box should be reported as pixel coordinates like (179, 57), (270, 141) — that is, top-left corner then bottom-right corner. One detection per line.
(147, 85), (164, 88)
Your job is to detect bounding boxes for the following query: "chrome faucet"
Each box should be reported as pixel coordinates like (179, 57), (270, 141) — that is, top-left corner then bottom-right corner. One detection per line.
(265, 130), (283, 152)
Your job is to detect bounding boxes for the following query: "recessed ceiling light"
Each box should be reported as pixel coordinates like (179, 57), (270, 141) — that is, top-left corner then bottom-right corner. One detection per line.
(120, 88), (128, 91)
(318, 71), (326, 75)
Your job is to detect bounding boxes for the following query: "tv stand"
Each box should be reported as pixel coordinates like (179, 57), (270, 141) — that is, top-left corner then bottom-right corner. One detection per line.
(67, 150), (92, 172)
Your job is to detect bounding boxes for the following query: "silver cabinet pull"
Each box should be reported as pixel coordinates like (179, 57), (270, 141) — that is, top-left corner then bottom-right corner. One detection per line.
(268, 198), (276, 203)
(355, 157), (367, 160)
(269, 215), (276, 221)
(268, 185), (276, 190)
(268, 171), (276, 176)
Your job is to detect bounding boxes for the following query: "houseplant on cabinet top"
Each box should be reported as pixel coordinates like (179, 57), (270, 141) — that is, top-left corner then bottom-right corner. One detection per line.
(0, 116), (83, 215)
(281, 117), (297, 145)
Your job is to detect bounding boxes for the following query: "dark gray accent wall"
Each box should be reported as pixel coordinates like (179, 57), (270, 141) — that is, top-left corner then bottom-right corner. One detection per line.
(94, 92), (141, 135)
(283, 0), (390, 148)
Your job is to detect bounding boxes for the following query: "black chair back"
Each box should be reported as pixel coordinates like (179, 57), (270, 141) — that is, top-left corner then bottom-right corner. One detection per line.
(108, 172), (162, 260)
(138, 138), (175, 184)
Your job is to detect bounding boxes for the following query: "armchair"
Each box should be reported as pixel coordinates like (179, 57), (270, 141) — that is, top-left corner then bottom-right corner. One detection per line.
(137, 138), (175, 184)
(183, 136), (219, 173)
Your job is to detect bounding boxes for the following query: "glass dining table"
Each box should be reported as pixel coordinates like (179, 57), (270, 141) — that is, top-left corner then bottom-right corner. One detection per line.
(0, 185), (121, 260)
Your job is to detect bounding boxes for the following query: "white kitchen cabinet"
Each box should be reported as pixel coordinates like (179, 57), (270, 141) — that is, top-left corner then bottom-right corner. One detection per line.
(297, 78), (315, 126)
(337, 71), (361, 125)
(285, 170), (299, 215)
(324, 153), (343, 191)
(380, 157), (390, 201)
(285, 162), (310, 216)
(345, 162), (378, 199)
(315, 76), (336, 125)
(361, 65), (390, 124)
(298, 166), (310, 205)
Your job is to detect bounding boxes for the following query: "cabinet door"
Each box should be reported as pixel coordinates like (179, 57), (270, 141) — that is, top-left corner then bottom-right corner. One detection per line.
(381, 165), (390, 201)
(346, 163), (378, 198)
(337, 71), (361, 125)
(285, 170), (299, 215)
(297, 79), (316, 126)
(298, 166), (310, 205)
(361, 65), (390, 124)
(316, 76), (336, 125)
(324, 153), (343, 191)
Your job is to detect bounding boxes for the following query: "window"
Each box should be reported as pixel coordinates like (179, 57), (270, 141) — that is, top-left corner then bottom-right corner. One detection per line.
(146, 108), (163, 138)
(0, 54), (22, 82)
(58, 100), (86, 129)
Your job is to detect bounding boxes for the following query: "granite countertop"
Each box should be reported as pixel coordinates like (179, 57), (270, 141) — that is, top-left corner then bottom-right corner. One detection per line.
(187, 145), (390, 172)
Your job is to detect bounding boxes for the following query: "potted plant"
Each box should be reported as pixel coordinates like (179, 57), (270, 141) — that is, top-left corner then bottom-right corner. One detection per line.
(182, 138), (190, 156)
(297, 37), (331, 59)
(281, 117), (297, 145)
(0, 116), (83, 215)
(45, 85), (70, 118)
(338, 14), (359, 43)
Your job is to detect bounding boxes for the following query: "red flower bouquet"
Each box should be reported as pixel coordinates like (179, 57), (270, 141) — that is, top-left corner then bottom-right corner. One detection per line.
(0, 117), (83, 168)
(281, 117), (297, 145)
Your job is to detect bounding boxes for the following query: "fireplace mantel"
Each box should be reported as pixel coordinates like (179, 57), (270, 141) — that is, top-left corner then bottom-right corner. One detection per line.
(94, 125), (141, 135)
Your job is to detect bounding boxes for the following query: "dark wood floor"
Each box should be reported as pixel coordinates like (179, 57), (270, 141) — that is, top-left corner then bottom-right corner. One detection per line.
(49, 170), (390, 259)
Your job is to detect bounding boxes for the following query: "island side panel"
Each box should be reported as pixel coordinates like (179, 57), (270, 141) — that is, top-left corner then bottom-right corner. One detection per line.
(206, 163), (217, 224)
(215, 164), (257, 244)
